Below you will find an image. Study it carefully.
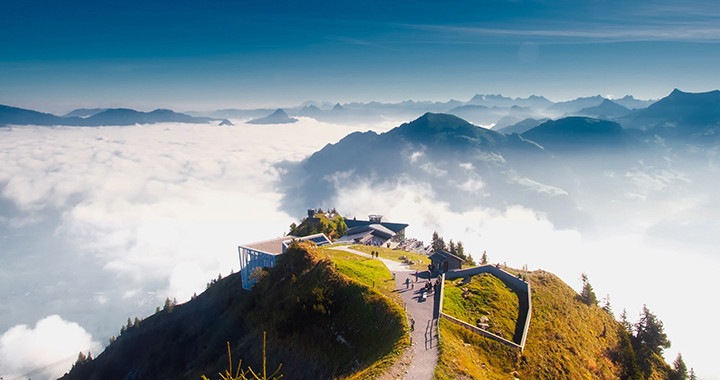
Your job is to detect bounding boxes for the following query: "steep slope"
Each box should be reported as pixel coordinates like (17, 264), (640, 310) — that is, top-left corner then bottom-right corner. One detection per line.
(435, 270), (672, 379)
(60, 242), (406, 380)
(496, 118), (549, 134)
(576, 99), (632, 119)
(521, 117), (637, 152)
(621, 89), (720, 133)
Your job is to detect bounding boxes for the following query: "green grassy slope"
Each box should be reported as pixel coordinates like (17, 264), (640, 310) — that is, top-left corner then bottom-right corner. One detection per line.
(443, 273), (520, 342)
(62, 242), (407, 380)
(349, 244), (430, 271)
(435, 270), (670, 380)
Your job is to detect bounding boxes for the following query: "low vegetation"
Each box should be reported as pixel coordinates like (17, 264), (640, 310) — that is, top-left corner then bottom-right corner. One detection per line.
(442, 273), (520, 342)
(289, 209), (347, 240)
(435, 269), (677, 379)
(349, 244), (430, 270)
(319, 246), (401, 304)
(61, 242), (407, 380)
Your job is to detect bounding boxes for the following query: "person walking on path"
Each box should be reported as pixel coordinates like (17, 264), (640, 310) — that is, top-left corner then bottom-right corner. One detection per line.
(405, 278), (410, 288)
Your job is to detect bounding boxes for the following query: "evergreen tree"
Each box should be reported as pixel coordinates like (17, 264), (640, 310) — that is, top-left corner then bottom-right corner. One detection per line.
(456, 241), (465, 260)
(480, 250), (488, 265)
(163, 297), (175, 313)
(134, 317), (141, 327)
(635, 304), (671, 356)
(620, 308), (633, 334)
(127, 317), (133, 329)
(449, 240), (456, 255)
(335, 216), (347, 238)
(617, 330), (642, 380)
(602, 294), (613, 314)
(289, 222), (297, 236)
(465, 253), (476, 266)
(669, 353), (688, 380)
(689, 368), (697, 380)
(579, 272), (598, 306)
(75, 351), (87, 365)
(431, 231), (446, 252)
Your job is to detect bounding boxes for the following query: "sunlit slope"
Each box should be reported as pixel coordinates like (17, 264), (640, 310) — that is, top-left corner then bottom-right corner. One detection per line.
(60, 242), (406, 380)
(435, 270), (671, 379)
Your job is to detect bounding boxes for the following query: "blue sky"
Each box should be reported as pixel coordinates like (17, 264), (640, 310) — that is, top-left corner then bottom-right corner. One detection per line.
(2, 0), (720, 113)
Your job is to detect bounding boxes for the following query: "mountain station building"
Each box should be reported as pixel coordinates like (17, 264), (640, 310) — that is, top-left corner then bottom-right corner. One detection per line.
(338, 215), (409, 246)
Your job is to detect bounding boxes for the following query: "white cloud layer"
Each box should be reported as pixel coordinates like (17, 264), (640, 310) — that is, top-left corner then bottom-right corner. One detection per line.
(0, 118), (398, 377)
(0, 315), (100, 380)
(0, 117), (718, 379)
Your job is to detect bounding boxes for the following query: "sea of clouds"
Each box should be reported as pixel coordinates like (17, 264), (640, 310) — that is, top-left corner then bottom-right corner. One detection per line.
(0, 118), (718, 379)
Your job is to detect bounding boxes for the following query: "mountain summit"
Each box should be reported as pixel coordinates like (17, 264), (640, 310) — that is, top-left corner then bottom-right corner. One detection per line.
(246, 109), (298, 124)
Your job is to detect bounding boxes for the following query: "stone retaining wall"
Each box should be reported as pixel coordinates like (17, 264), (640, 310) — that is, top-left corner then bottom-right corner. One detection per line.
(439, 264), (532, 351)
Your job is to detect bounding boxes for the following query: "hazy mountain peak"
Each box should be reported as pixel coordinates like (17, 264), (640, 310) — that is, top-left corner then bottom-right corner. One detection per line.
(246, 108), (298, 124)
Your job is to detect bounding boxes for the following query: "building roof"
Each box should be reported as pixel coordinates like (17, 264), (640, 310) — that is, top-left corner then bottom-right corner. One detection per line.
(241, 233), (331, 255)
(281, 233), (331, 251)
(344, 218), (409, 234)
(428, 250), (466, 263)
(336, 224), (397, 244)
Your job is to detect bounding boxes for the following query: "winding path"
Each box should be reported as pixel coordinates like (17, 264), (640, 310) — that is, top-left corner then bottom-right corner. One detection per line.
(332, 246), (439, 380)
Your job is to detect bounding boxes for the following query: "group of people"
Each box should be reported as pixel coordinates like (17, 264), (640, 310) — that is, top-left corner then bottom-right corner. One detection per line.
(370, 250), (379, 258)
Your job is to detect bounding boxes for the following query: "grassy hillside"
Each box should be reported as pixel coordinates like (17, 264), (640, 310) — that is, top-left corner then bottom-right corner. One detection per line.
(442, 273), (520, 342)
(62, 242), (407, 380)
(349, 244), (430, 271)
(434, 270), (672, 379)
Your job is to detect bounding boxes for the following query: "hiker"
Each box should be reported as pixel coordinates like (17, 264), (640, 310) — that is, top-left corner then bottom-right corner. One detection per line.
(405, 278), (410, 288)
(410, 318), (415, 332)
(414, 270), (418, 281)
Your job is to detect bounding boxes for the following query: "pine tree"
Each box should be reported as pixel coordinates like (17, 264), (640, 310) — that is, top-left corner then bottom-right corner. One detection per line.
(480, 250), (488, 265)
(465, 253), (476, 266)
(449, 240), (456, 255)
(127, 317), (133, 329)
(618, 330), (642, 380)
(134, 317), (141, 327)
(669, 353), (688, 380)
(689, 368), (697, 380)
(620, 308), (633, 333)
(602, 294), (613, 314)
(635, 304), (671, 356)
(456, 241), (465, 260)
(579, 272), (598, 306)
(431, 231), (446, 252)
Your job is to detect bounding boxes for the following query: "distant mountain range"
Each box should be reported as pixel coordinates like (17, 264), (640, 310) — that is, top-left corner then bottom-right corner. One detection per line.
(246, 108), (298, 124)
(3, 90), (663, 129)
(0, 105), (229, 127)
(186, 93), (658, 127)
(277, 89), (720, 231)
